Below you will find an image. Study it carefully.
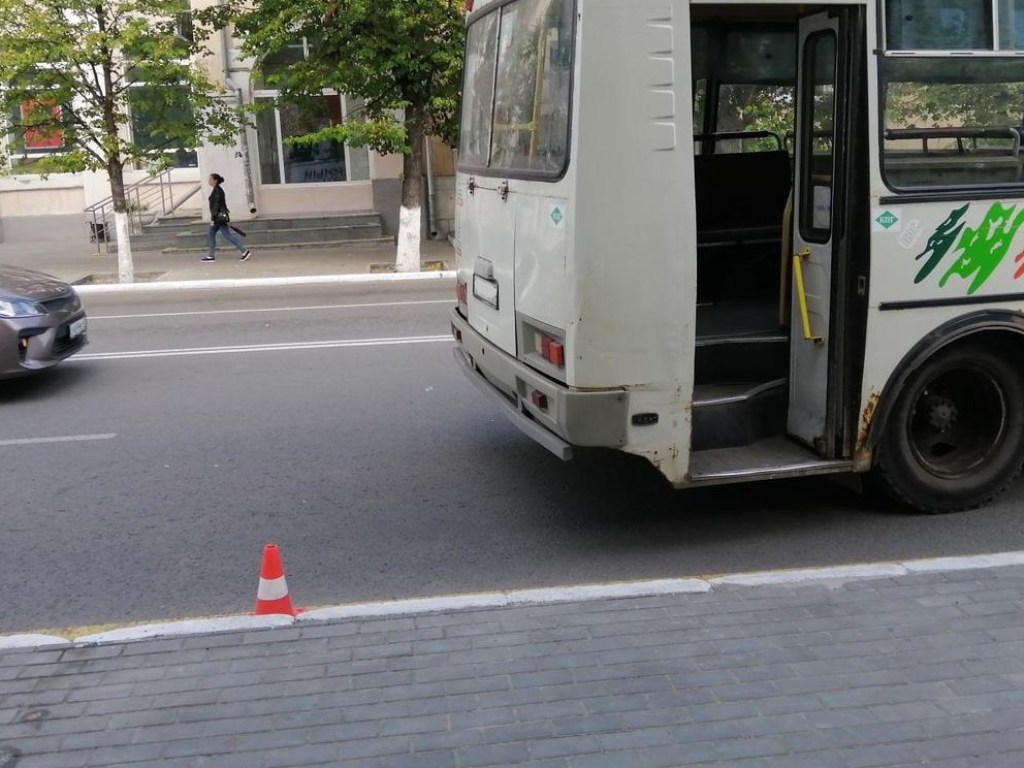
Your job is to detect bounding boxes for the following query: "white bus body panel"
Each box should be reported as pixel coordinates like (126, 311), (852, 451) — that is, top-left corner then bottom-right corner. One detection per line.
(856, 8), (1024, 461)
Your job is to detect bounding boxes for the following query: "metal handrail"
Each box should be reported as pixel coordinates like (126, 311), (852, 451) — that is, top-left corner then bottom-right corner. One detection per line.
(84, 166), (198, 254)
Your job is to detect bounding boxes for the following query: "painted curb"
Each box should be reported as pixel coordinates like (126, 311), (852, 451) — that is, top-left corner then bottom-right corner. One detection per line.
(902, 552), (1024, 573)
(6, 552), (1024, 651)
(296, 579), (710, 624)
(707, 563), (908, 587)
(0, 634), (73, 650)
(74, 614), (294, 645)
(74, 270), (456, 294)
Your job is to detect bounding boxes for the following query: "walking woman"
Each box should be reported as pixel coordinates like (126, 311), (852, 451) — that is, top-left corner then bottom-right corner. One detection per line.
(204, 173), (251, 262)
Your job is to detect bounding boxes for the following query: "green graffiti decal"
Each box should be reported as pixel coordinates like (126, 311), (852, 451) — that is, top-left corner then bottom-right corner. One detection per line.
(913, 203), (969, 284)
(939, 203), (1024, 295)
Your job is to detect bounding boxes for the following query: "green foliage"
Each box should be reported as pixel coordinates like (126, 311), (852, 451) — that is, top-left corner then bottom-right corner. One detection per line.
(0, 0), (237, 179)
(201, 0), (466, 154)
(715, 85), (795, 151)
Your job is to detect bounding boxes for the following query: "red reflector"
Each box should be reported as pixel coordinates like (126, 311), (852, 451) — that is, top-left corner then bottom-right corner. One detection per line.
(455, 282), (468, 303)
(465, 0), (474, 10)
(530, 391), (548, 410)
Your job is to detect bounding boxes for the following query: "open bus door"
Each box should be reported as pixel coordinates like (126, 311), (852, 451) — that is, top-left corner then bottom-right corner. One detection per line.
(788, 8), (859, 456)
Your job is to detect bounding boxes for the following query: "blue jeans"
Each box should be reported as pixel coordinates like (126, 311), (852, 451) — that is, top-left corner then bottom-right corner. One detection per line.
(208, 223), (246, 258)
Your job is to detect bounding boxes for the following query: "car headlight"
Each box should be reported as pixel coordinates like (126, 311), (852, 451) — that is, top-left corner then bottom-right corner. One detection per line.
(0, 298), (46, 318)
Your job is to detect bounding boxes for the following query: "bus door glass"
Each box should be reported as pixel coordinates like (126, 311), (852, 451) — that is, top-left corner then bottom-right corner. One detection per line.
(788, 12), (841, 450)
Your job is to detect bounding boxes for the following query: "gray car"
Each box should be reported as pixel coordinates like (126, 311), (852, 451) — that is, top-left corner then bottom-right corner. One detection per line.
(0, 265), (88, 380)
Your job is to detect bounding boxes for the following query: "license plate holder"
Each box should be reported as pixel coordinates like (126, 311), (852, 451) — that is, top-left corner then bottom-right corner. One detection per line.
(69, 317), (87, 339)
(473, 275), (499, 310)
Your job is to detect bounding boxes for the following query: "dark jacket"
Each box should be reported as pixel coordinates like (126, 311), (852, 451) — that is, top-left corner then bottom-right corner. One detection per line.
(209, 185), (229, 222)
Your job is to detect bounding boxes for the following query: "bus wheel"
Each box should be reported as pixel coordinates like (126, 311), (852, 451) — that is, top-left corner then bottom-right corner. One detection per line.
(873, 345), (1024, 513)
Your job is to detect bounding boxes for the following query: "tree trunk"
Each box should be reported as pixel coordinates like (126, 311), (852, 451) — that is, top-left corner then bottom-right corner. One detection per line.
(396, 126), (425, 273)
(108, 159), (134, 284)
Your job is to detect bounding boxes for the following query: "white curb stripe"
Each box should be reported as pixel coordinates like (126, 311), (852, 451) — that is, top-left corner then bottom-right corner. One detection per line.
(8, 551), (1024, 649)
(74, 270), (456, 294)
(707, 563), (909, 587)
(903, 552), (1024, 573)
(0, 634), (71, 650)
(0, 433), (117, 447)
(75, 615), (294, 644)
(297, 579), (710, 623)
(256, 576), (289, 602)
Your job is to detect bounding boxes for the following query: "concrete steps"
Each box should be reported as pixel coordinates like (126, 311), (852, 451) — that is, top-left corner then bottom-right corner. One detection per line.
(121, 212), (387, 252)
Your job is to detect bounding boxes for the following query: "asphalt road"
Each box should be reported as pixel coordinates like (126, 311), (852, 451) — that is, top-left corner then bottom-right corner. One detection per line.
(3, 281), (1024, 633)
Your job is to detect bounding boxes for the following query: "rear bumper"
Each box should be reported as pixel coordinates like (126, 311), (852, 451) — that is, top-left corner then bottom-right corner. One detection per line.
(450, 309), (628, 458)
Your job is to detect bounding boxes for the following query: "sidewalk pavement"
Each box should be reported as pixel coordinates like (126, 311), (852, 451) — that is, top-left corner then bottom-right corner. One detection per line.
(4, 565), (1024, 768)
(0, 239), (455, 286)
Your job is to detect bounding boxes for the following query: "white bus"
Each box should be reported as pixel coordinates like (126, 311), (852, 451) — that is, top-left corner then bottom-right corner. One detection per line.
(450, 0), (1024, 512)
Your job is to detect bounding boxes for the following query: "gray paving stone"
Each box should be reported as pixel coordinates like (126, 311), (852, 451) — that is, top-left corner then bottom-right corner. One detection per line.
(456, 741), (531, 766)
(6, 567), (1024, 768)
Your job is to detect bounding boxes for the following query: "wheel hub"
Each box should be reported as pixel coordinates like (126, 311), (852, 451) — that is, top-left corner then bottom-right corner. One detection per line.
(924, 393), (958, 432)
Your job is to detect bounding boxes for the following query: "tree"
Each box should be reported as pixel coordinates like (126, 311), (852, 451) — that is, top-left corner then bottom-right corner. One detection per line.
(205, 0), (465, 271)
(0, 0), (237, 282)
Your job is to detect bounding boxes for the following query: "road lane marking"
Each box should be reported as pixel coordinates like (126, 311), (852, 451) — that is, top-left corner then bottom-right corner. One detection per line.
(0, 433), (117, 447)
(74, 335), (452, 361)
(89, 299), (453, 320)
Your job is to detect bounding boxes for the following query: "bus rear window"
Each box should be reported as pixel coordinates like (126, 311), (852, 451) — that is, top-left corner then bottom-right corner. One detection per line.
(459, 0), (574, 177)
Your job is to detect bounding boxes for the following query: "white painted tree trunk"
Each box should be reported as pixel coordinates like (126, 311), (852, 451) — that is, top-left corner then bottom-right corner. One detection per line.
(114, 211), (134, 283)
(396, 204), (421, 272)
(395, 128), (426, 273)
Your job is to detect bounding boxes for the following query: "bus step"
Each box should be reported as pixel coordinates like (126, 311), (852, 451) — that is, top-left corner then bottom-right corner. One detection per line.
(689, 436), (852, 486)
(691, 378), (787, 451)
(694, 335), (789, 385)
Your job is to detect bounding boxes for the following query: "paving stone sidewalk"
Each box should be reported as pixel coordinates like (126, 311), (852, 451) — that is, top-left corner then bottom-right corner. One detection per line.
(4, 566), (1024, 768)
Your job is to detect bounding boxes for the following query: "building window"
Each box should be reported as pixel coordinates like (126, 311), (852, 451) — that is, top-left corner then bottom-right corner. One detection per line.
(6, 99), (63, 171)
(128, 85), (198, 168)
(253, 39), (370, 185)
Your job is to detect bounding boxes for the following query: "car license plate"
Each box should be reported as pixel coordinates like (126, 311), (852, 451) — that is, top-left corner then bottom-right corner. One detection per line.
(473, 275), (499, 309)
(69, 317), (87, 339)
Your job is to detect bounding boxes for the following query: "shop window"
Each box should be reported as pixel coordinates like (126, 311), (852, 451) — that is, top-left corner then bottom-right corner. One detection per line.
(254, 94), (370, 185)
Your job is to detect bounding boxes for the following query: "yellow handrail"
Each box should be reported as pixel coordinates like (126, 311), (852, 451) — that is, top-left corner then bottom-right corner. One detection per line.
(793, 249), (823, 346)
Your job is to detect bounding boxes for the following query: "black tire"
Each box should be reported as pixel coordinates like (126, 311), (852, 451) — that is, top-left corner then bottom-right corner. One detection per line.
(872, 345), (1024, 513)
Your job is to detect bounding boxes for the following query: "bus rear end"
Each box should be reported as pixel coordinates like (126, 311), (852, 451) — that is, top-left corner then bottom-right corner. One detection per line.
(451, 0), (695, 481)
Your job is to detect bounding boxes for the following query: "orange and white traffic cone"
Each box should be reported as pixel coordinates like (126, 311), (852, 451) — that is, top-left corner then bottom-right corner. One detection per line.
(254, 543), (296, 616)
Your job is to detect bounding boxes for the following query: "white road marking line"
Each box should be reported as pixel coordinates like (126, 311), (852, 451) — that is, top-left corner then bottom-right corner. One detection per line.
(89, 299), (453, 321)
(0, 433), (117, 447)
(74, 335), (452, 361)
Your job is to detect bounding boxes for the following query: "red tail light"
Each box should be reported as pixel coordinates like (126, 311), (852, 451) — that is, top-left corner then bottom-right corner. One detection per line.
(534, 333), (565, 368)
(456, 279), (469, 317)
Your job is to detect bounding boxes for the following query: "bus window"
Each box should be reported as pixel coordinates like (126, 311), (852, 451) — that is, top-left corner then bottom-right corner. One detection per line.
(712, 29), (796, 154)
(459, 12), (499, 168)
(489, 0), (573, 175)
(881, 57), (1024, 189)
(886, 0), (994, 50)
(999, 0), (1024, 48)
(693, 78), (708, 152)
(715, 84), (794, 152)
(458, 0), (573, 177)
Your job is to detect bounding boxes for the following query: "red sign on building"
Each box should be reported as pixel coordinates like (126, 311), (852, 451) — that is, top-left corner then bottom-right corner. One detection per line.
(20, 101), (63, 149)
